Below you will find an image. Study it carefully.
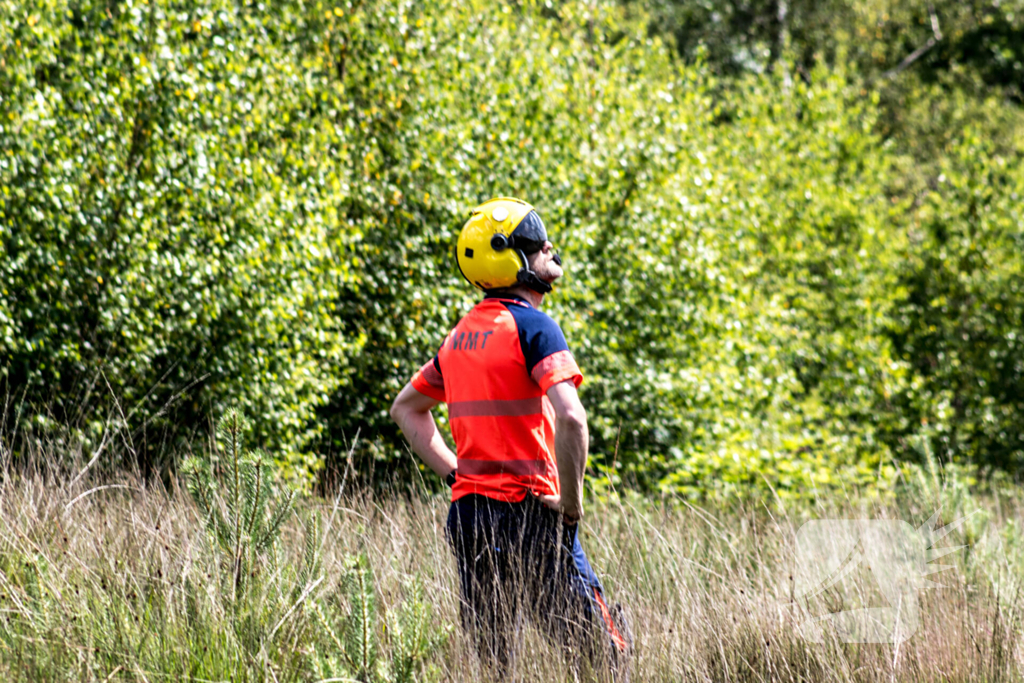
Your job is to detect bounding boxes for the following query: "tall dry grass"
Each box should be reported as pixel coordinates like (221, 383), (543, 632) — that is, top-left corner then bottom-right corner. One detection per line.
(0, 446), (1021, 681)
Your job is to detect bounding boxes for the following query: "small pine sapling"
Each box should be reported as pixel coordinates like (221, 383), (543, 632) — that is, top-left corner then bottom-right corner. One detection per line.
(342, 554), (379, 680)
(385, 577), (450, 683)
(181, 409), (295, 593)
(306, 554), (446, 683)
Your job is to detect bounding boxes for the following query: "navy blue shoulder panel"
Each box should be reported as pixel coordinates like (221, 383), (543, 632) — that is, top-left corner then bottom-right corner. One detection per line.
(501, 301), (570, 375)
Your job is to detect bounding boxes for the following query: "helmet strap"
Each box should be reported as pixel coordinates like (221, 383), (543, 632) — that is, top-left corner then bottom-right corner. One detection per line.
(515, 250), (553, 294)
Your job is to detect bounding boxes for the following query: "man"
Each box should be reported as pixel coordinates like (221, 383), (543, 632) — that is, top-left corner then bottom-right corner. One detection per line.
(390, 197), (631, 678)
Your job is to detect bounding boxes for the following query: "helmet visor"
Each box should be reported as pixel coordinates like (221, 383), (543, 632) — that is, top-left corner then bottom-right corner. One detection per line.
(510, 211), (548, 255)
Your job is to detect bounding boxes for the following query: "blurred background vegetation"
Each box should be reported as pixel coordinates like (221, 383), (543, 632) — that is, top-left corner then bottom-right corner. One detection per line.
(1, 0), (1022, 497)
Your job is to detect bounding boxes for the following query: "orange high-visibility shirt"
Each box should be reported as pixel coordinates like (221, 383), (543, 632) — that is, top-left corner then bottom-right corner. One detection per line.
(410, 294), (583, 502)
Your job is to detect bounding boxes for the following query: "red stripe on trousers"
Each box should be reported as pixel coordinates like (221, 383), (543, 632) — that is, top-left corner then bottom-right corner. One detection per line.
(594, 588), (628, 652)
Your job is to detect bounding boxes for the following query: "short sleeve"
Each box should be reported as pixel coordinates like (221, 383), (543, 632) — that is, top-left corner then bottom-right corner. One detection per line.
(410, 356), (446, 402)
(530, 349), (583, 392)
(503, 303), (584, 393)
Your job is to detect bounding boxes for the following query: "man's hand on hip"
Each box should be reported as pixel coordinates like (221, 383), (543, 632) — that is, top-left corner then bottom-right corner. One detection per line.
(536, 492), (582, 526)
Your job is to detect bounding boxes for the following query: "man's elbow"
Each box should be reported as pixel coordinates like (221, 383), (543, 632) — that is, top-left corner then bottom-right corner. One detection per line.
(557, 405), (588, 430)
(389, 396), (405, 425)
(390, 385), (436, 426)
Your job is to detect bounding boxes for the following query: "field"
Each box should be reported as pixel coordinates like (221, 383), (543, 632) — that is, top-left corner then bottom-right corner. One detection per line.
(1, 450), (1021, 682)
(4, 0), (1024, 679)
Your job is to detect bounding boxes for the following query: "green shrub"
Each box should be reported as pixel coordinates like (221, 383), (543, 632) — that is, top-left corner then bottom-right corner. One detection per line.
(0, 0), (360, 481)
(888, 125), (1024, 471)
(4, 0), (1023, 494)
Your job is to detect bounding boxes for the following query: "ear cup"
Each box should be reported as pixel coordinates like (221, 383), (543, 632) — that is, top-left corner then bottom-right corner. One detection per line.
(490, 233), (511, 251)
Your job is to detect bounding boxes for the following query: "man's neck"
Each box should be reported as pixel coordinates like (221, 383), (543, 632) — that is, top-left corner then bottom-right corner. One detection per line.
(494, 286), (544, 308)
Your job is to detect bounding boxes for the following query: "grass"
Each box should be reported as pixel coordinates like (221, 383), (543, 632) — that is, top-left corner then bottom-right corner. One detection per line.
(0, 449), (1021, 681)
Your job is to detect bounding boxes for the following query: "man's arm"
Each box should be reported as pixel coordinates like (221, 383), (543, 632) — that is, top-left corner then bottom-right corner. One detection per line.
(389, 382), (458, 479)
(545, 379), (589, 523)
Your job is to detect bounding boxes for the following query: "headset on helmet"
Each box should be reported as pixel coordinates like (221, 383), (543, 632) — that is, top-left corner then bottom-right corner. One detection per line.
(456, 197), (561, 294)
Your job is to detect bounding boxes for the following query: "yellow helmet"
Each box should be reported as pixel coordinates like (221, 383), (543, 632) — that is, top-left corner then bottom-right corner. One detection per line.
(456, 197), (559, 293)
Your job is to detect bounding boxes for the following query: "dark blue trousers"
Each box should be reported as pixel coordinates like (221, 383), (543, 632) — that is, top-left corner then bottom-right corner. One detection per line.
(446, 493), (624, 669)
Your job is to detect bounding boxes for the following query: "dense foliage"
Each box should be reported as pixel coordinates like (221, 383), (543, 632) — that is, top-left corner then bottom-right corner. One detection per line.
(2, 0), (1022, 495)
(0, 0), (365, 483)
(640, 0), (1024, 476)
